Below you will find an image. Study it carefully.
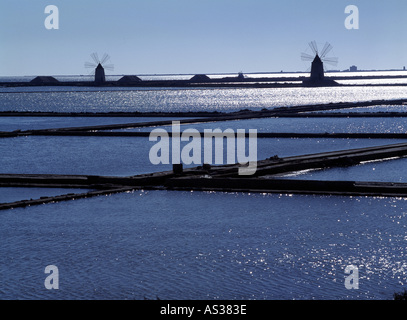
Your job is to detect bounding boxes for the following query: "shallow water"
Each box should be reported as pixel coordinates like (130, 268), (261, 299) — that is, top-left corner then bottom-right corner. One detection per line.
(1, 82), (407, 300)
(0, 116), (191, 132)
(1, 135), (403, 176)
(0, 187), (92, 204)
(317, 105), (407, 114)
(279, 157), (407, 183)
(1, 86), (407, 113)
(1, 190), (407, 300)
(118, 117), (407, 134)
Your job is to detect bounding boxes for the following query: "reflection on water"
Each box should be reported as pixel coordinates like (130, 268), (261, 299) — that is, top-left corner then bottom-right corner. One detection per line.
(1, 135), (404, 176)
(119, 117), (407, 134)
(1, 86), (407, 113)
(317, 105), (407, 113)
(0, 116), (190, 132)
(280, 156), (407, 183)
(1, 81), (407, 300)
(1, 190), (407, 300)
(0, 187), (92, 204)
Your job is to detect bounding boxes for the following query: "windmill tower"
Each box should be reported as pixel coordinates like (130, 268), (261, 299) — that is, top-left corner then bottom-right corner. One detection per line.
(95, 63), (105, 84)
(85, 53), (114, 85)
(301, 41), (338, 83)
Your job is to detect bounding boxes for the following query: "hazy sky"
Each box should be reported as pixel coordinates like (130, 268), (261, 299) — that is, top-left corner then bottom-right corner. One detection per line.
(1, 0), (406, 76)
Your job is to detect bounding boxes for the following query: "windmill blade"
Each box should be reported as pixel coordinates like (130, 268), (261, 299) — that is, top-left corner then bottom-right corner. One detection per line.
(320, 42), (333, 58)
(100, 53), (110, 65)
(322, 57), (339, 66)
(301, 52), (315, 61)
(91, 52), (100, 64)
(86, 52), (114, 74)
(103, 64), (114, 71)
(309, 41), (318, 55)
(84, 62), (97, 68)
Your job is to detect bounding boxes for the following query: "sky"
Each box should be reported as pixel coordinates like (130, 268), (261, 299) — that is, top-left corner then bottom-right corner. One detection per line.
(1, 0), (406, 76)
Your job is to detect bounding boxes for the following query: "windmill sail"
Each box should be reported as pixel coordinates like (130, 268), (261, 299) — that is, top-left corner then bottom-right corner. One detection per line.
(84, 53), (114, 84)
(301, 41), (338, 70)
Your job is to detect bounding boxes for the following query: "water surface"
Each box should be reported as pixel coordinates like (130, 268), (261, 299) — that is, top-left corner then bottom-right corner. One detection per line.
(1, 190), (406, 300)
(1, 86), (406, 113)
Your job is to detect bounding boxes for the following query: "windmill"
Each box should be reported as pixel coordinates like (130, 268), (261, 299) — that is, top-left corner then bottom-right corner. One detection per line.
(84, 53), (114, 84)
(301, 41), (338, 81)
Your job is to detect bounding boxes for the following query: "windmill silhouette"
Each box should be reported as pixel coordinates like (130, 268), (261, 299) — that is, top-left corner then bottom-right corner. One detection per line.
(301, 41), (338, 81)
(85, 53), (114, 84)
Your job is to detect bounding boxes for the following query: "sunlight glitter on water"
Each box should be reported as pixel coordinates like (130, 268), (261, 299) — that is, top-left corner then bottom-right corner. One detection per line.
(3, 191), (405, 299)
(1, 82), (407, 300)
(1, 86), (407, 113)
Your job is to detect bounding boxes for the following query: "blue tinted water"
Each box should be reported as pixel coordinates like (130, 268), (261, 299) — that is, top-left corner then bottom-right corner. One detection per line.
(318, 105), (407, 114)
(279, 157), (407, 183)
(1, 135), (404, 176)
(0, 117), (191, 132)
(1, 83), (407, 300)
(118, 117), (407, 134)
(1, 86), (407, 113)
(1, 190), (407, 300)
(0, 187), (92, 204)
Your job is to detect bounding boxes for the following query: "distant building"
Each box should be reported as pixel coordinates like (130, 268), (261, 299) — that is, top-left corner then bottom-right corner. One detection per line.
(118, 75), (142, 84)
(30, 76), (59, 85)
(189, 74), (211, 83)
(350, 65), (357, 72)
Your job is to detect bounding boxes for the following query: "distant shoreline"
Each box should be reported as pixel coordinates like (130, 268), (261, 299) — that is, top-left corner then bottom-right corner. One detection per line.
(1, 75), (407, 88)
(1, 68), (407, 89)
